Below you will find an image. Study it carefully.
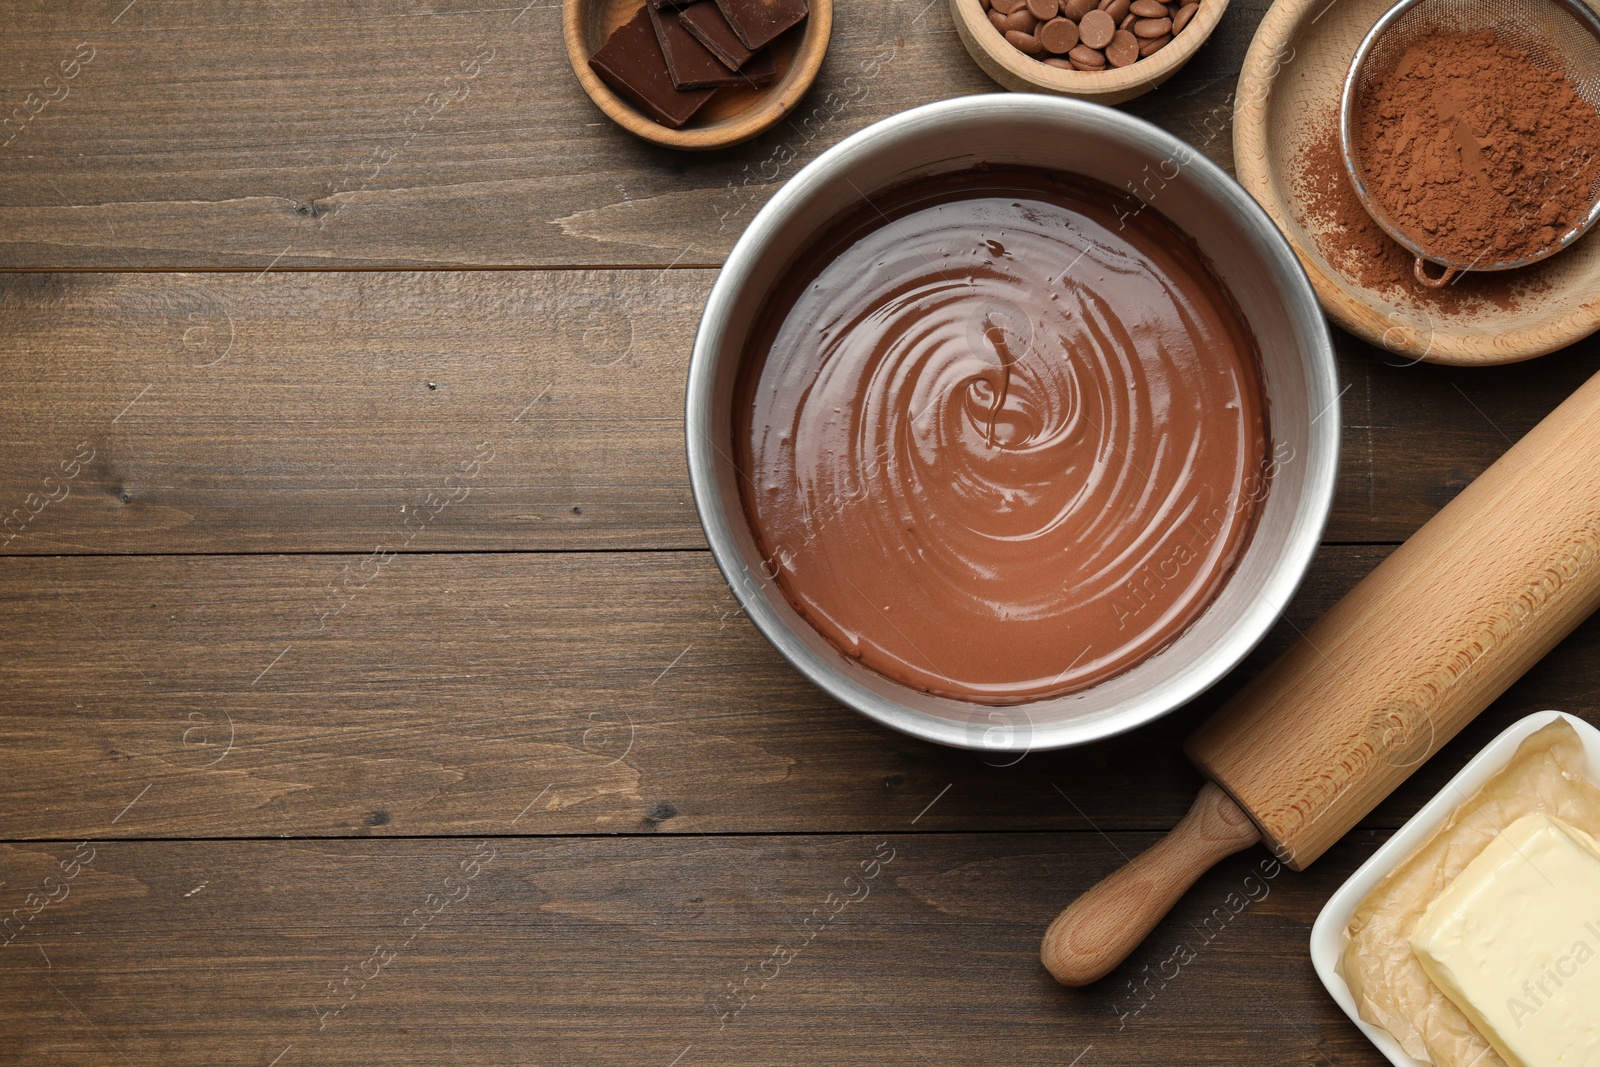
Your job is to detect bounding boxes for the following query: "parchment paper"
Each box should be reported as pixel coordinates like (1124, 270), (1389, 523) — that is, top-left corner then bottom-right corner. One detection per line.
(1337, 719), (1600, 1067)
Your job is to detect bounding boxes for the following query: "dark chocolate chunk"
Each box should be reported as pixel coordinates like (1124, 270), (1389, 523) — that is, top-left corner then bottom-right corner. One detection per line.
(678, 0), (761, 69)
(588, 6), (715, 129)
(713, 0), (808, 51)
(731, 46), (776, 85)
(649, 4), (748, 89)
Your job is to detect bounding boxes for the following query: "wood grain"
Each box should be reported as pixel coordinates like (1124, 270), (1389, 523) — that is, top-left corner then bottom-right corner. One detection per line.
(1, 545), (1596, 840)
(3, 0), (1598, 1056)
(0, 833), (1388, 1066)
(0, 0), (1262, 271)
(4, 270), (1598, 556)
(1191, 367), (1600, 867)
(0, 269), (705, 553)
(1041, 783), (1259, 985)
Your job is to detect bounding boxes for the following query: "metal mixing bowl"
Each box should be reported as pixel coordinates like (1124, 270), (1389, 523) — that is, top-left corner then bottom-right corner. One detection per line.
(686, 95), (1339, 753)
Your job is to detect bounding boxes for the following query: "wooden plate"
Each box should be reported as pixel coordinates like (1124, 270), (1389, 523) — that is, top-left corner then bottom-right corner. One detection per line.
(950, 0), (1228, 105)
(1234, 0), (1600, 365)
(565, 0), (832, 151)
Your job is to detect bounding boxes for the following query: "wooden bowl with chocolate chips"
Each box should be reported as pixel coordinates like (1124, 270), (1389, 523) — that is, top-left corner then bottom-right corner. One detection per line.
(950, 0), (1226, 103)
(565, 0), (831, 149)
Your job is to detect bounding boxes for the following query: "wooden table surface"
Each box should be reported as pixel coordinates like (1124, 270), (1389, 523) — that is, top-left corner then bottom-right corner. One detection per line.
(4, 2), (1599, 1064)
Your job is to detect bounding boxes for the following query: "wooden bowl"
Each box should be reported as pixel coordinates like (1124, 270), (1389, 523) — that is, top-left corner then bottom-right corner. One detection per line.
(950, 0), (1229, 105)
(565, 0), (832, 151)
(1234, 0), (1600, 364)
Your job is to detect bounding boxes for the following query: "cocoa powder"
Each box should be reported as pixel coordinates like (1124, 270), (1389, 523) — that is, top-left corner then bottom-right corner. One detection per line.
(1352, 29), (1600, 266)
(1295, 123), (1539, 312)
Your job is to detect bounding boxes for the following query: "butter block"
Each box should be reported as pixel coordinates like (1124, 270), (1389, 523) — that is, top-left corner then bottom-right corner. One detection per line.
(1410, 812), (1600, 1067)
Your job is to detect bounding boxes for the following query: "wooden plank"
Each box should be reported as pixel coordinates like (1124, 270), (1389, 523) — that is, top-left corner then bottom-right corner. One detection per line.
(2, 546), (1594, 840)
(0, 268), (705, 553)
(1328, 330), (1600, 542)
(5, 270), (1598, 555)
(0, 0), (1261, 271)
(0, 832), (1388, 1065)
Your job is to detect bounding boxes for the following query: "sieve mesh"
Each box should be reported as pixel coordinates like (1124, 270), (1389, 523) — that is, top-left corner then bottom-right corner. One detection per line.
(1341, 0), (1600, 277)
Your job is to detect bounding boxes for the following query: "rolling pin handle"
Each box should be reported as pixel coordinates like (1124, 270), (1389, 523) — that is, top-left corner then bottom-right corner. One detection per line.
(1041, 782), (1261, 986)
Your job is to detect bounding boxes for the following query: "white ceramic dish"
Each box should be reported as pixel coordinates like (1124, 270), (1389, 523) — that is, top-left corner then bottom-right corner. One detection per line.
(1309, 710), (1600, 1067)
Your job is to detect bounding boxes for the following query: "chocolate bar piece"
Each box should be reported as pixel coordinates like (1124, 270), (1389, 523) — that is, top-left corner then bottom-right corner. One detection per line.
(588, 6), (715, 129)
(678, 0), (762, 70)
(727, 41), (776, 84)
(713, 0), (808, 50)
(649, 4), (747, 89)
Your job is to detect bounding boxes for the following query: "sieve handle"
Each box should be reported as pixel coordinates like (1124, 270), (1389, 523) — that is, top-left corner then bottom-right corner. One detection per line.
(1414, 256), (1460, 288)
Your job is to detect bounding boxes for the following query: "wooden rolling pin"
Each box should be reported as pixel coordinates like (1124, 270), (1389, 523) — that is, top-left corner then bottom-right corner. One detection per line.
(1041, 369), (1600, 986)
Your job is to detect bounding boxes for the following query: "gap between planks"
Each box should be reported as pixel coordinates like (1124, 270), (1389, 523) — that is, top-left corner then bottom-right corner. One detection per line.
(0, 263), (725, 275)
(0, 828), (1403, 845)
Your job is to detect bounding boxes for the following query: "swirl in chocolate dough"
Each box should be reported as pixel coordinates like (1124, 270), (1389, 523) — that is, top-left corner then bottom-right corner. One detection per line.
(735, 168), (1270, 704)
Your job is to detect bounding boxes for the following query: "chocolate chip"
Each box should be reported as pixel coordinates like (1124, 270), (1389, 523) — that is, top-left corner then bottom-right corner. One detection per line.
(1133, 15), (1171, 36)
(1061, 0), (1097, 18)
(999, 8), (1038, 31)
(1026, 0), (1060, 20)
(1077, 8), (1115, 47)
(1130, 0), (1167, 15)
(1100, 0), (1130, 22)
(1137, 31), (1171, 54)
(1006, 28), (1044, 52)
(1172, 2), (1197, 31)
(1120, 12), (1135, 29)
(1039, 16), (1080, 52)
(988, 8), (1008, 29)
(1043, 56), (1075, 68)
(1068, 42), (1107, 67)
(1106, 28), (1139, 66)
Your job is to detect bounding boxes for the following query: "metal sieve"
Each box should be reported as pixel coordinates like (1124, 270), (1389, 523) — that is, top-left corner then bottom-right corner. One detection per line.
(1339, 0), (1600, 287)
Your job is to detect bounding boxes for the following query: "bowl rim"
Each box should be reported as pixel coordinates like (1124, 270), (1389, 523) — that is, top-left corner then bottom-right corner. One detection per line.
(1307, 710), (1600, 1067)
(686, 93), (1340, 751)
(947, 0), (1230, 103)
(562, 0), (833, 151)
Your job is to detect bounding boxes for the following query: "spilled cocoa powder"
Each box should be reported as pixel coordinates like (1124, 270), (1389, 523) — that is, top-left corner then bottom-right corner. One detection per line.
(1352, 29), (1600, 266)
(1294, 124), (1547, 313)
